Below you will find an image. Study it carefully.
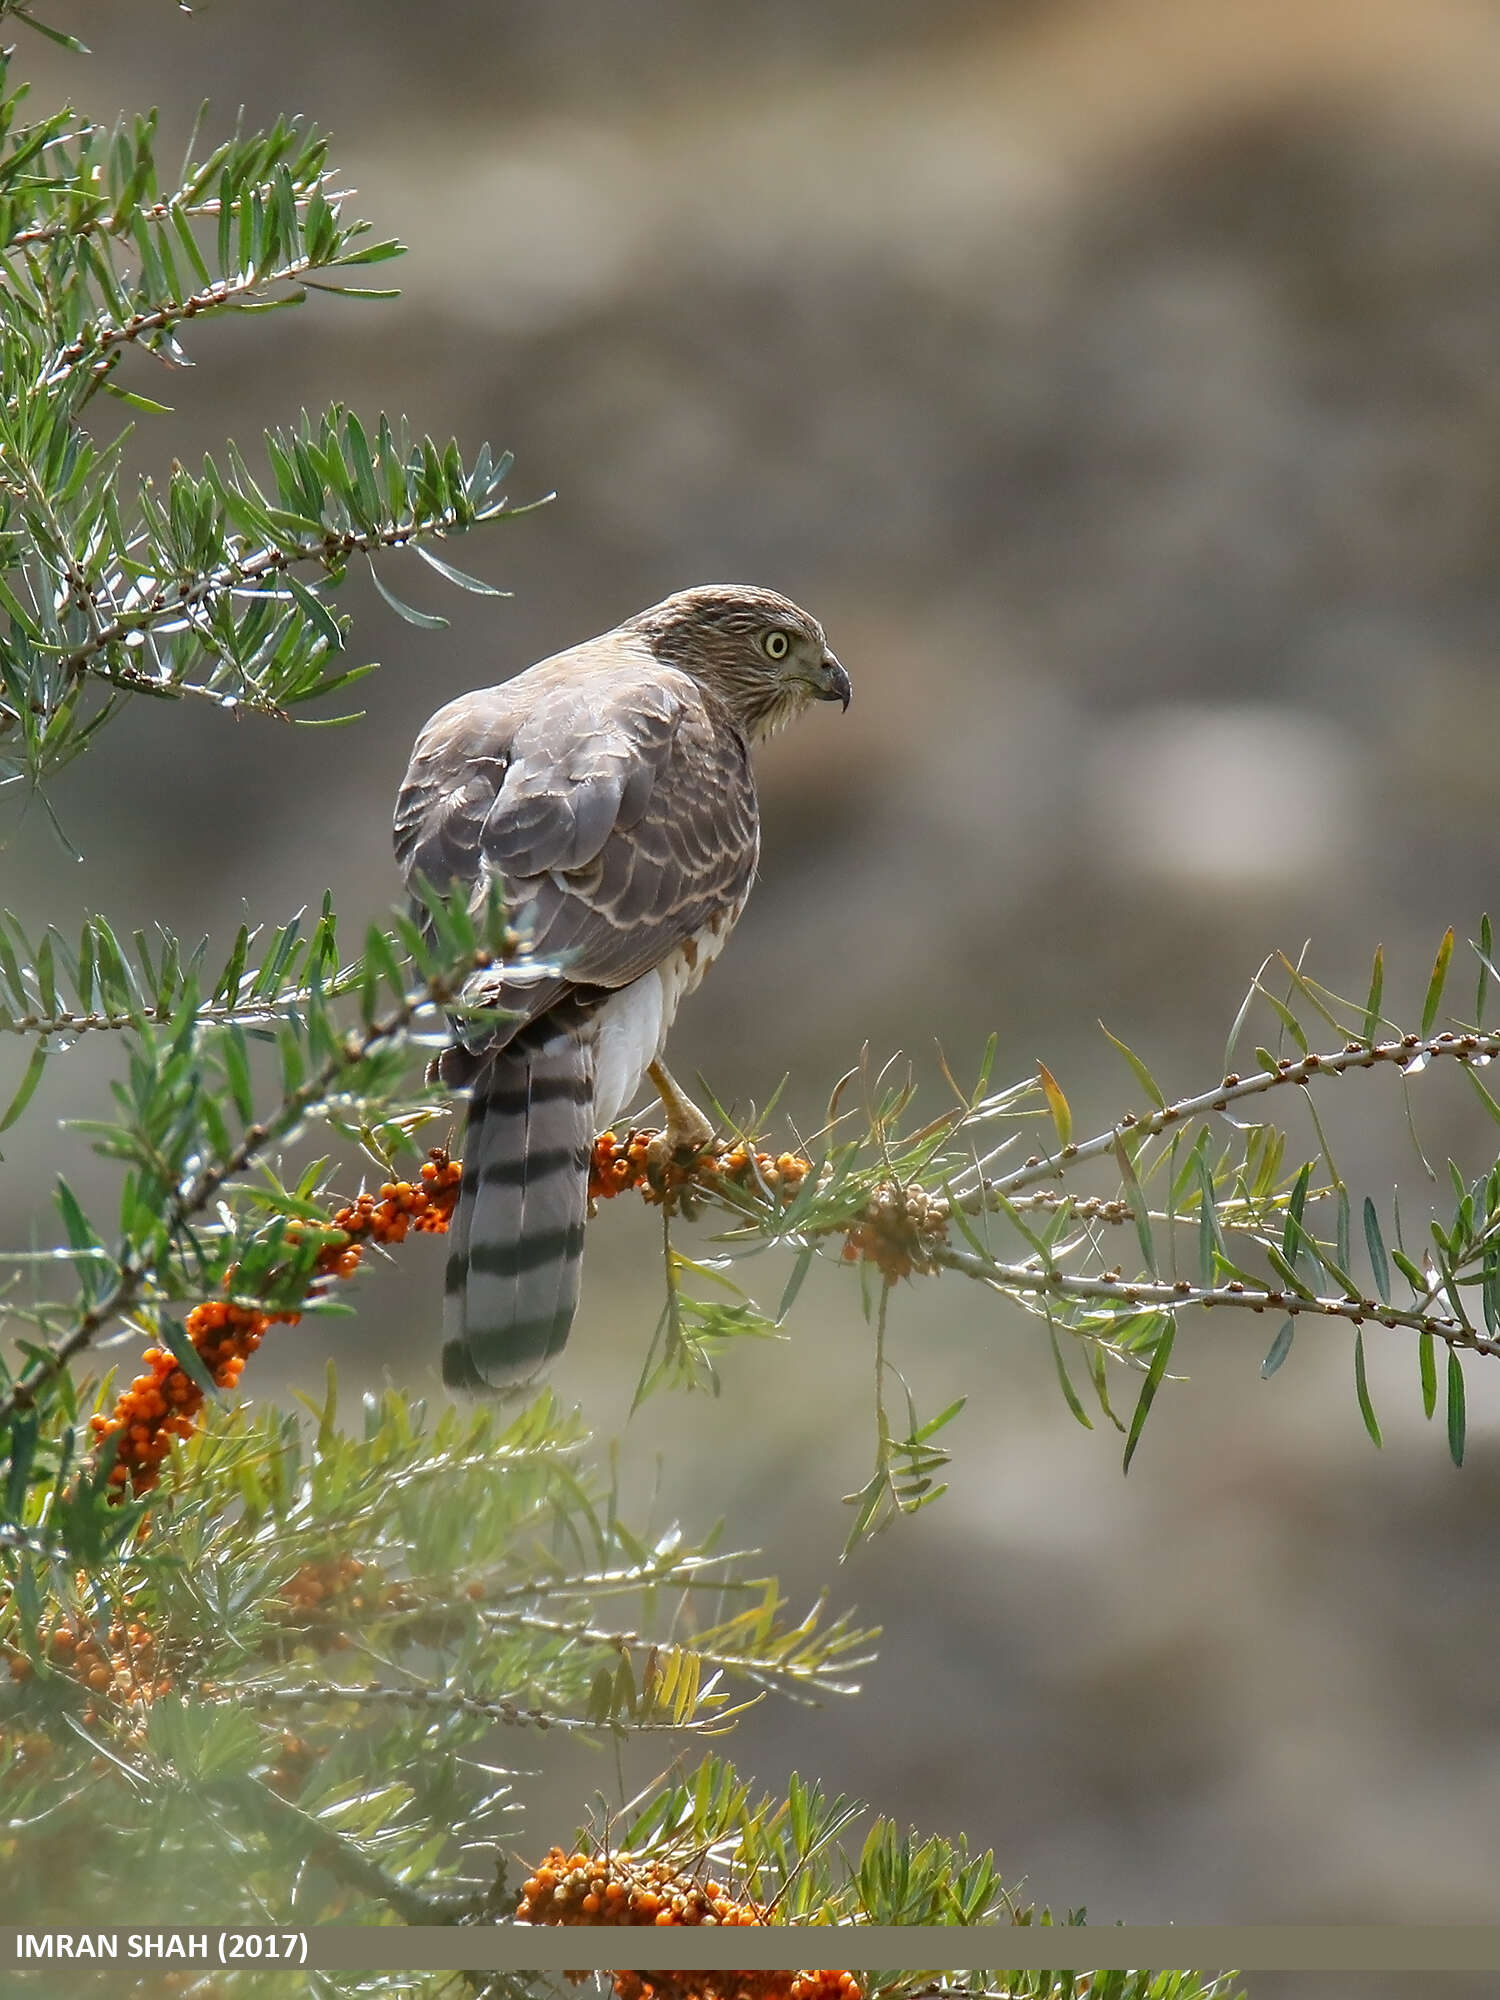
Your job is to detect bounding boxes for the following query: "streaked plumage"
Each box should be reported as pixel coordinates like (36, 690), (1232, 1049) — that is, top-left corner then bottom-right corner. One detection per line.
(394, 584), (849, 1391)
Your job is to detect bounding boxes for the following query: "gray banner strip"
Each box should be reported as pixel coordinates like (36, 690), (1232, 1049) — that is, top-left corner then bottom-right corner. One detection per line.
(8, 1928), (1500, 1973)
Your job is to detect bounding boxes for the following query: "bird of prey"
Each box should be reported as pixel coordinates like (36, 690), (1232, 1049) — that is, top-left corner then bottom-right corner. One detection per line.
(394, 584), (851, 1392)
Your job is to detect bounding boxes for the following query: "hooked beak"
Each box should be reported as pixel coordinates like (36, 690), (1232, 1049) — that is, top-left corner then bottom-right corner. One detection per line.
(817, 649), (851, 710)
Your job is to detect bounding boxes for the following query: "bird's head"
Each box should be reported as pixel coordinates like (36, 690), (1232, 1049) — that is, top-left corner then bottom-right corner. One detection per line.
(627, 583), (850, 741)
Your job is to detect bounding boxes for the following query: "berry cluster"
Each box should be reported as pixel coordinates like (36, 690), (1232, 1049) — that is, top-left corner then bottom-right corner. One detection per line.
(588, 1129), (947, 1284)
(88, 1299), (273, 1496)
(518, 1846), (767, 1927)
(88, 1150), (462, 1497)
(839, 1181), (949, 1282)
(516, 1847), (861, 2000)
(590, 1131), (812, 1208)
(330, 1149), (462, 1250)
(617, 1977), (860, 2000)
(6, 1600), (171, 1727)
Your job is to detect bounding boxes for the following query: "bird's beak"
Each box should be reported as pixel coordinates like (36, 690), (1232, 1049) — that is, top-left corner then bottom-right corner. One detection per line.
(817, 649), (851, 710)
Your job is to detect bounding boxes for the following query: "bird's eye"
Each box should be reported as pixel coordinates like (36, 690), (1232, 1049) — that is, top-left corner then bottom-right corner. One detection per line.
(762, 630), (790, 660)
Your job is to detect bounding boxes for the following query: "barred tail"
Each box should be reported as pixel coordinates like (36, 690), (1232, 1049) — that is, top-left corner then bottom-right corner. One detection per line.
(441, 1025), (594, 1393)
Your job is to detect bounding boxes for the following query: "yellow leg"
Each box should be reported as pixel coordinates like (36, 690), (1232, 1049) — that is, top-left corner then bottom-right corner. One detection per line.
(644, 1058), (716, 1176)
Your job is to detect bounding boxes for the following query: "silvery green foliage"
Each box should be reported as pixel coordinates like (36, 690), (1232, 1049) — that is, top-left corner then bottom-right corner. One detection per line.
(623, 927), (1500, 1548)
(0, 39), (533, 791)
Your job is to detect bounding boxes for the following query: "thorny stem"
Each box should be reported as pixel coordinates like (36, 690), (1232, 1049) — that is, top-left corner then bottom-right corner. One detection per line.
(49, 499), (538, 697)
(933, 1244), (1500, 1359)
(7, 173), (343, 252)
(664, 1024), (1500, 1364)
(44, 253), (326, 386)
(228, 1681), (734, 1735)
(958, 1026), (1500, 1211)
(0, 972), (391, 1042)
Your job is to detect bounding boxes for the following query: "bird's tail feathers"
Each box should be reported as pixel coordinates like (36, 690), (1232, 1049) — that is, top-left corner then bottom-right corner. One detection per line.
(442, 1026), (594, 1393)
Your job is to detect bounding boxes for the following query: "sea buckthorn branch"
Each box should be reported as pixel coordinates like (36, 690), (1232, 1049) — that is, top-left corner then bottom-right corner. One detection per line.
(0, 899), (438, 1046)
(227, 1680), (749, 1736)
(590, 946), (1500, 1495)
(599, 1029), (1500, 1333)
(956, 1026), (1500, 1211)
(6, 171), (347, 252)
(930, 1242), (1500, 1358)
(50, 490), (532, 699)
(87, 1151), (461, 1496)
(43, 252), (328, 384)
(0, 53), (537, 788)
(0, 899), (505, 1434)
(0, 96), (341, 255)
(509, 1756), (1065, 1953)
(489, 1608), (876, 1705)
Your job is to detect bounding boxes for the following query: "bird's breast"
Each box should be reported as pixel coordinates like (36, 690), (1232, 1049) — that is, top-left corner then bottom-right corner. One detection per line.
(591, 900), (747, 1130)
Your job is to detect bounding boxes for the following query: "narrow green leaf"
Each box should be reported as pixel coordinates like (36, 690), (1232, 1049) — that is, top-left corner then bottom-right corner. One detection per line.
(1123, 1316), (1175, 1473)
(1114, 1134), (1156, 1278)
(1264, 1242), (1314, 1300)
(1047, 1324), (1093, 1432)
(1281, 1162), (1313, 1266)
(1223, 958), (1268, 1077)
(1446, 1349), (1466, 1466)
(1421, 927), (1454, 1037)
(415, 543), (506, 595)
(776, 1245), (815, 1324)
(1098, 1021), (1166, 1109)
(1363, 1197), (1390, 1302)
(1261, 987), (1309, 1055)
(1418, 1327), (1437, 1418)
(368, 559), (448, 629)
(285, 573), (344, 652)
(1478, 915), (1494, 1028)
(221, 1027), (255, 1126)
(1260, 1319), (1295, 1378)
(1362, 945), (1384, 1047)
(0, 919), (27, 1012)
(5, 1412), (38, 1516)
(0, 1044), (46, 1133)
(1353, 1330), (1382, 1448)
(158, 1315), (220, 1400)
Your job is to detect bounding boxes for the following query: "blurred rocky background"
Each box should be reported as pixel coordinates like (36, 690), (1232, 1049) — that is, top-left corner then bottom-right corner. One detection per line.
(7, 0), (1500, 1980)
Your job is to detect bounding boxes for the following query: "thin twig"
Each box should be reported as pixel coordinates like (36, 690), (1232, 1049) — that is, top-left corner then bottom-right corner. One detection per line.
(932, 1242), (1500, 1358)
(961, 1026), (1500, 1210)
(7, 173), (343, 251)
(227, 1681), (732, 1734)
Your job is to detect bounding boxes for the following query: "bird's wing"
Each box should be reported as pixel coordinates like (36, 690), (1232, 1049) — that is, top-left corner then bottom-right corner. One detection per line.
(394, 636), (759, 1036)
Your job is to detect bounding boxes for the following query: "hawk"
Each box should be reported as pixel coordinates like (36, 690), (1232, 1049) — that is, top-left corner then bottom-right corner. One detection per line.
(394, 584), (850, 1392)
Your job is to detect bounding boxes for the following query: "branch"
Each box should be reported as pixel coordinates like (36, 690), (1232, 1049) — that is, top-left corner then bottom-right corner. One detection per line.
(931, 1243), (1500, 1358)
(962, 1026), (1500, 1209)
(54, 502), (529, 694)
(0, 943), (496, 1429)
(212, 1777), (485, 1927)
(228, 1680), (742, 1735)
(8, 173), (345, 252)
(42, 252), (329, 388)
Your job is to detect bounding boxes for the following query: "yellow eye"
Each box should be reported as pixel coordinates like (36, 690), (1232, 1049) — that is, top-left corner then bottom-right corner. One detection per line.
(762, 630), (790, 660)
